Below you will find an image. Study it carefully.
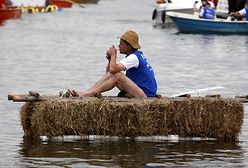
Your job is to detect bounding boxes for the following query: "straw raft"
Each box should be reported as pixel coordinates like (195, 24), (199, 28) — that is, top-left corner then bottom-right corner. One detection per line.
(20, 97), (244, 141)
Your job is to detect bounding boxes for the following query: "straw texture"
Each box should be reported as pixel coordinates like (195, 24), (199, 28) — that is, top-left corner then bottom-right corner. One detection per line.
(20, 97), (244, 141)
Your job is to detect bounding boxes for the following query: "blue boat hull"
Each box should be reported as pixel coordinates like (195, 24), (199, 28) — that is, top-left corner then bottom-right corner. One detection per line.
(167, 12), (248, 34)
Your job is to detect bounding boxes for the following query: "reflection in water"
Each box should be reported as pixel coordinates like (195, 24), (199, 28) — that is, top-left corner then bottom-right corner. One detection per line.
(18, 137), (245, 167)
(0, 20), (5, 26)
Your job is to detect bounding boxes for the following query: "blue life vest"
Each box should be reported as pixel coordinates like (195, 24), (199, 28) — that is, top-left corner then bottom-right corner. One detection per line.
(245, 8), (248, 21)
(200, 7), (215, 19)
(126, 51), (157, 97)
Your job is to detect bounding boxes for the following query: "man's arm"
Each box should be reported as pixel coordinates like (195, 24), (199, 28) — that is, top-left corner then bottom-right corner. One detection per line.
(108, 45), (126, 74)
(105, 61), (110, 73)
(230, 8), (246, 17)
(105, 50), (111, 73)
(230, 11), (242, 17)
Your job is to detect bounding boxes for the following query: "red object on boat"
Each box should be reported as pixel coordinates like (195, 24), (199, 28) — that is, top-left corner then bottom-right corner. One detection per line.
(50, 0), (73, 8)
(0, 7), (22, 21)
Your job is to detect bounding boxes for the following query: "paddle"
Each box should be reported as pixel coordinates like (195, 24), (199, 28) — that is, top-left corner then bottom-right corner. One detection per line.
(170, 85), (224, 98)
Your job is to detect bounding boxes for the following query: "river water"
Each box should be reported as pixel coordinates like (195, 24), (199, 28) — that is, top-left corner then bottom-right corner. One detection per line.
(0, 0), (248, 167)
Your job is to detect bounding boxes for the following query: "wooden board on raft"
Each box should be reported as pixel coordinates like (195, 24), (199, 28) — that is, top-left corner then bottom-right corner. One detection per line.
(8, 91), (248, 103)
(8, 91), (245, 141)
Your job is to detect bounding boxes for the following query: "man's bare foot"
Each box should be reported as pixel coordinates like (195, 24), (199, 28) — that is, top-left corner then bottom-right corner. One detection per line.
(80, 91), (94, 97)
(67, 89), (79, 97)
(68, 89), (96, 97)
(67, 89), (103, 97)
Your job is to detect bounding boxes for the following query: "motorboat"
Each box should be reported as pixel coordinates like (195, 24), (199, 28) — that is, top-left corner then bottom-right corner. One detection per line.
(0, 7), (22, 21)
(50, 0), (73, 8)
(152, 0), (195, 25)
(167, 11), (248, 34)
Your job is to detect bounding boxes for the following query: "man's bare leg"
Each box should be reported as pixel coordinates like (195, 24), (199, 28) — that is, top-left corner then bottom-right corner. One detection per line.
(88, 72), (116, 91)
(80, 72), (146, 98)
(68, 72), (115, 96)
(114, 73), (147, 98)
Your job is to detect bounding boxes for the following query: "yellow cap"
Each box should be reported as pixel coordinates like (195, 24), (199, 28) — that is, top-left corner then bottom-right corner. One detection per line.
(120, 30), (141, 49)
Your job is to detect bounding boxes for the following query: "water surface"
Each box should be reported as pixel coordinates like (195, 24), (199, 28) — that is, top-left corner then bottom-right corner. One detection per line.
(0, 0), (248, 167)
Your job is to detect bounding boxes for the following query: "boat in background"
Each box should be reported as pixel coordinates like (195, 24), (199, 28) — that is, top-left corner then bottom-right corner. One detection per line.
(0, 20), (4, 26)
(167, 11), (248, 34)
(10, 0), (46, 7)
(0, 7), (22, 21)
(21, 5), (60, 14)
(50, 0), (73, 8)
(152, 0), (194, 25)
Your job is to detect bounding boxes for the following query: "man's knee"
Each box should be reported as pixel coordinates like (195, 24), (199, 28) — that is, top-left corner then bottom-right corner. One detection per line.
(114, 72), (126, 81)
(106, 72), (123, 83)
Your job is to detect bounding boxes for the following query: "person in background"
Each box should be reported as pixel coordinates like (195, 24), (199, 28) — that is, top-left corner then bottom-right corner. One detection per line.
(0, 0), (6, 9)
(228, 0), (247, 13)
(45, 0), (52, 6)
(199, 2), (216, 19)
(208, 0), (216, 8)
(230, 7), (248, 20)
(194, 0), (215, 13)
(156, 0), (166, 4)
(212, 0), (218, 7)
(156, 0), (172, 4)
(68, 30), (158, 98)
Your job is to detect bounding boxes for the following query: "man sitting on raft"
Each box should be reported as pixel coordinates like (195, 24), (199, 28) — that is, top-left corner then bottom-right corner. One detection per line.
(68, 30), (158, 98)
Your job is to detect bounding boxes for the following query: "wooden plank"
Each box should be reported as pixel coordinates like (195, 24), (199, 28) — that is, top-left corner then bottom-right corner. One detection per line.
(235, 97), (248, 103)
(11, 95), (42, 102)
(235, 95), (248, 99)
(7, 93), (248, 103)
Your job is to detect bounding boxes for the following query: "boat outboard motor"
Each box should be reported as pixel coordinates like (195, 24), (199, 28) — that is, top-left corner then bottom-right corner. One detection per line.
(153, 0), (172, 23)
(152, 9), (166, 24)
(152, 8), (157, 20)
(161, 10), (166, 23)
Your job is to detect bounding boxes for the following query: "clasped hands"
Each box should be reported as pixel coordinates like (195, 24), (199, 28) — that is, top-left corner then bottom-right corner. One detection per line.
(106, 45), (117, 61)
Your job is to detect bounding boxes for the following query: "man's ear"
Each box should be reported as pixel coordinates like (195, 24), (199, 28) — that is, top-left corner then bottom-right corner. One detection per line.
(127, 43), (134, 50)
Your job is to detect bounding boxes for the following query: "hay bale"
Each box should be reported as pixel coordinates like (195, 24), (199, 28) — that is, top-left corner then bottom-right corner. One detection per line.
(20, 97), (244, 141)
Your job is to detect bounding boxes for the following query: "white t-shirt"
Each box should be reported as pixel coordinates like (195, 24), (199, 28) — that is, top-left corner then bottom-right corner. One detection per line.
(239, 8), (247, 15)
(119, 54), (139, 70)
(199, 7), (205, 17)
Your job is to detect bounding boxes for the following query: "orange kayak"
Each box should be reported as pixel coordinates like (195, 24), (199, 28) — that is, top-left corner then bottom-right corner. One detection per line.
(0, 7), (22, 21)
(50, 0), (73, 8)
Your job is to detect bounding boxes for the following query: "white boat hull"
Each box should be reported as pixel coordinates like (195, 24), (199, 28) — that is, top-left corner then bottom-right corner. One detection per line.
(152, 0), (194, 25)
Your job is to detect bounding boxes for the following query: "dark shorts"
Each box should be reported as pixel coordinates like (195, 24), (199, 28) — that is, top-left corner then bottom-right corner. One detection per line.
(117, 90), (128, 97)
